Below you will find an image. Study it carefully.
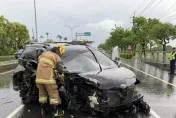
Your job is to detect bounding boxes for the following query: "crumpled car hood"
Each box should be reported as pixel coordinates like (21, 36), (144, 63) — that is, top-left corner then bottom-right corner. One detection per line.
(14, 64), (25, 74)
(79, 67), (136, 90)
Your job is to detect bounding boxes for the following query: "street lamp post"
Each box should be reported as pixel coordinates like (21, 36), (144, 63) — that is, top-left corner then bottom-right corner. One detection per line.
(45, 32), (49, 40)
(34, 0), (38, 42)
(64, 25), (80, 40)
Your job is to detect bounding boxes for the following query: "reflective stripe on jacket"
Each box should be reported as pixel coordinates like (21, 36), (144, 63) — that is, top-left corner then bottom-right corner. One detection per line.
(169, 52), (176, 61)
(36, 51), (61, 84)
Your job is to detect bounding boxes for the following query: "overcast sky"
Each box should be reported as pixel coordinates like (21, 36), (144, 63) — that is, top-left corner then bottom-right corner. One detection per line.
(1, 0), (176, 46)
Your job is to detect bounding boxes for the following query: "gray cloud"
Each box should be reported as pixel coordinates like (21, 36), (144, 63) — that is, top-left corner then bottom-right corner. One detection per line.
(1, 0), (176, 46)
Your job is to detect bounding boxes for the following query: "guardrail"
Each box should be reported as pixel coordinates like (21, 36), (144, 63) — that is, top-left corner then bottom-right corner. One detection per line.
(0, 55), (16, 62)
(0, 61), (18, 73)
(0, 60), (17, 65)
(135, 52), (170, 64)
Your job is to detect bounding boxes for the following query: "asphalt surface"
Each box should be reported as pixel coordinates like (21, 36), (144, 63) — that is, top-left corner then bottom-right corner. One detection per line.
(1, 59), (176, 118)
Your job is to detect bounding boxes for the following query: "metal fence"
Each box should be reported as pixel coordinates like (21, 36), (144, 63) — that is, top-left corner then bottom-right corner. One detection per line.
(136, 51), (172, 64)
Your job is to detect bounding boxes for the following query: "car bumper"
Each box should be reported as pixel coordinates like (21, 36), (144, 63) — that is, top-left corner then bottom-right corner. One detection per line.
(94, 94), (143, 113)
(108, 95), (143, 112)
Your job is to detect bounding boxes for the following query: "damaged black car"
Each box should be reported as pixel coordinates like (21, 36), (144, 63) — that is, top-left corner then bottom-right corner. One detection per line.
(13, 42), (150, 117)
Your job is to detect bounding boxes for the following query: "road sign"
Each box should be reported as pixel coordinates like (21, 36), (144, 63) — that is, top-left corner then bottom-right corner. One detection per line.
(84, 32), (91, 36)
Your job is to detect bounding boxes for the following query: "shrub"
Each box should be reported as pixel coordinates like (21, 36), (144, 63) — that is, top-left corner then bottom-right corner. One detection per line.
(120, 53), (133, 59)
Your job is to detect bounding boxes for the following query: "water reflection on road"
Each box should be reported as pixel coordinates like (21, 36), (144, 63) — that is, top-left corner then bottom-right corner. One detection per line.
(0, 72), (21, 118)
(122, 59), (176, 118)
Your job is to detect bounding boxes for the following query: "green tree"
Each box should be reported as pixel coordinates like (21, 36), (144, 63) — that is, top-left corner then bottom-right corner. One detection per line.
(0, 15), (30, 56)
(0, 16), (10, 55)
(132, 17), (149, 56)
(57, 35), (63, 42)
(13, 22), (30, 49)
(152, 23), (176, 62)
(98, 27), (134, 52)
(63, 37), (68, 42)
(44, 39), (54, 43)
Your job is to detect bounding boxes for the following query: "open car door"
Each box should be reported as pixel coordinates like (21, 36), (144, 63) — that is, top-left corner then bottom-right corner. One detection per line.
(112, 46), (122, 67)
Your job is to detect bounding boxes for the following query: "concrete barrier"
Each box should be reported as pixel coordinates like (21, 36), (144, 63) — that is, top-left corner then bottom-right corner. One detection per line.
(0, 62), (18, 73)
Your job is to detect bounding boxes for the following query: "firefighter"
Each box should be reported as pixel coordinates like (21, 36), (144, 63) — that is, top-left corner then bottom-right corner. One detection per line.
(36, 45), (65, 117)
(169, 47), (176, 74)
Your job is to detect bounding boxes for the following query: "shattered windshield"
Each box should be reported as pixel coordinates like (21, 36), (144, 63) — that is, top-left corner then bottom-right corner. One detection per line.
(20, 47), (37, 60)
(63, 50), (117, 73)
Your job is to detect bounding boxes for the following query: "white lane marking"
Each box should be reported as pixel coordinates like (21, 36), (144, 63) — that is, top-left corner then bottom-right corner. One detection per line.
(123, 63), (176, 88)
(6, 105), (24, 118)
(0, 70), (14, 75)
(150, 109), (161, 118)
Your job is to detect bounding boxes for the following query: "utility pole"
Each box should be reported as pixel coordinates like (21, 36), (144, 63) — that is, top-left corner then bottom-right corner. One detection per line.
(75, 32), (77, 40)
(131, 12), (136, 27)
(34, 0), (38, 42)
(32, 28), (35, 42)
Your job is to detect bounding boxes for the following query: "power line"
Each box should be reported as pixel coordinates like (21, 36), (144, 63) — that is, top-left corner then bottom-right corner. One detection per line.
(137, 0), (157, 16)
(144, 0), (163, 16)
(160, 8), (176, 20)
(123, 0), (148, 28)
(123, 0), (146, 28)
(165, 17), (176, 22)
(163, 14), (176, 22)
(135, 0), (150, 15)
(134, 0), (147, 13)
(158, 2), (176, 19)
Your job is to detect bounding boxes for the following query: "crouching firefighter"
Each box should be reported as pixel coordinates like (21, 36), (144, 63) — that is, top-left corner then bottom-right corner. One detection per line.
(36, 45), (65, 117)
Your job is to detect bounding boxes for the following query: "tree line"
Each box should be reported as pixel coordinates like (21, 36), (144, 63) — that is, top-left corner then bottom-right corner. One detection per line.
(98, 17), (176, 56)
(0, 15), (30, 56)
(41, 33), (68, 43)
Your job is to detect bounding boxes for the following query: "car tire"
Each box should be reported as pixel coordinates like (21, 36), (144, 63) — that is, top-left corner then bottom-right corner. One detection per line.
(138, 101), (150, 115)
(21, 97), (28, 104)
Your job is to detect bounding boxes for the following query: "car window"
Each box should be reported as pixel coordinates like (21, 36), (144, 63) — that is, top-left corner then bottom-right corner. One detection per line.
(63, 52), (100, 73)
(92, 50), (117, 68)
(21, 47), (37, 60)
(63, 50), (117, 73)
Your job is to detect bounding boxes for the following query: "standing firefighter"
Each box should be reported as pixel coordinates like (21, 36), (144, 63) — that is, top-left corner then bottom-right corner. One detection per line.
(169, 47), (176, 74)
(36, 45), (65, 117)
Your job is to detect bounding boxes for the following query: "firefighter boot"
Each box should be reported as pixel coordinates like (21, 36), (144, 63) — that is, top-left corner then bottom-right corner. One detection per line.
(51, 105), (64, 117)
(40, 103), (47, 117)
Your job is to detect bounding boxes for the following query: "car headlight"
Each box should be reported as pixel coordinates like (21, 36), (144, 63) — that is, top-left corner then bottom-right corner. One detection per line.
(120, 84), (127, 89)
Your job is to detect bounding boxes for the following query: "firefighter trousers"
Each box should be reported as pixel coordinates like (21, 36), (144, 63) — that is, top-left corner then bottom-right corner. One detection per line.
(36, 84), (61, 105)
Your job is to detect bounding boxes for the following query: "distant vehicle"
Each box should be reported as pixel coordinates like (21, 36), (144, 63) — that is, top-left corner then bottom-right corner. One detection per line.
(15, 49), (23, 59)
(13, 42), (150, 117)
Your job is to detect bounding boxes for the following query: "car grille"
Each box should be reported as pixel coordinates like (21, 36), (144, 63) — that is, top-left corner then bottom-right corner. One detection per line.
(121, 84), (135, 104)
(102, 84), (135, 107)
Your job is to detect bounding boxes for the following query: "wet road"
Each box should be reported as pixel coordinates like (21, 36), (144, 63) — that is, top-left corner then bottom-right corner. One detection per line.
(1, 60), (176, 118)
(0, 71), (21, 118)
(123, 59), (176, 118)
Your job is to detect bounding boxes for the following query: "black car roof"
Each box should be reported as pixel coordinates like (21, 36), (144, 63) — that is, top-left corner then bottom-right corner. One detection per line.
(25, 42), (96, 58)
(63, 45), (91, 58)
